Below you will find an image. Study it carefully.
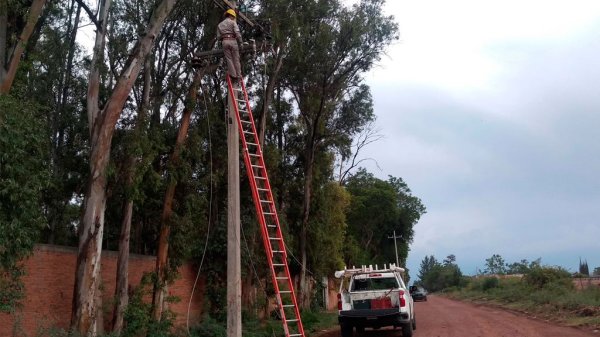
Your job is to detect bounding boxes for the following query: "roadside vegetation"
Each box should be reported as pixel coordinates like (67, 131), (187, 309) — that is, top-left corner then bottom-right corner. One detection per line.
(32, 310), (337, 337)
(415, 254), (600, 329)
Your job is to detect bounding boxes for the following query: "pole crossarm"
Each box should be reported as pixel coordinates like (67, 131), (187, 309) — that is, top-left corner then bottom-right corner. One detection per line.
(191, 41), (272, 69)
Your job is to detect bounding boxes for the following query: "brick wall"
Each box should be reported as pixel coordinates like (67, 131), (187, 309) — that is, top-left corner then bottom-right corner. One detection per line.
(573, 277), (600, 290)
(0, 244), (204, 336)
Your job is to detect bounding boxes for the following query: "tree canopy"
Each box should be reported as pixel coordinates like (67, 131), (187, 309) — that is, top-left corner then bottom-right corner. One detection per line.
(0, 0), (426, 333)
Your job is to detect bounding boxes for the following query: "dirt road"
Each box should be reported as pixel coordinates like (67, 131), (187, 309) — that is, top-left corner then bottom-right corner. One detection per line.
(315, 295), (599, 337)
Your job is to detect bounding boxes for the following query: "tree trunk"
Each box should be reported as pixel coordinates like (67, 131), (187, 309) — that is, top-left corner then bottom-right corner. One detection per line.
(257, 49), (284, 147)
(0, 0), (7, 79)
(298, 149), (313, 308)
(299, 140), (315, 309)
(298, 95), (326, 307)
(0, 0), (47, 94)
(72, 1), (111, 333)
(72, 1), (178, 335)
(152, 66), (210, 320)
(86, 0), (111, 139)
(112, 199), (132, 333)
(113, 54), (152, 334)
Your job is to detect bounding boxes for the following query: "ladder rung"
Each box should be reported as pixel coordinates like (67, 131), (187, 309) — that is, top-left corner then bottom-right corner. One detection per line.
(241, 120), (251, 124)
(260, 199), (271, 203)
(255, 176), (266, 180)
(267, 225), (277, 228)
(258, 188), (268, 191)
(273, 263), (285, 266)
(272, 250), (284, 253)
(269, 237), (282, 240)
(251, 164), (264, 169)
(289, 334), (302, 337)
(282, 304), (295, 308)
(247, 142), (258, 146)
(286, 319), (299, 323)
(276, 277), (288, 280)
(280, 290), (292, 294)
(264, 212), (275, 215)
(249, 153), (260, 157)
(243, 130), (253, 134)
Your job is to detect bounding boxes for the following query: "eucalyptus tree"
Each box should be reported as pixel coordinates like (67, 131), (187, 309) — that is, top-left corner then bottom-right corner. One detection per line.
(1, 0), (87, 312)
(17, 0), (89, 246)
(101, 0), (228, 323)
(0, 0), (48, 94)
(280, 0), (398, 306)
(418, 255), (439, 282)
(73, 0), (180, 334)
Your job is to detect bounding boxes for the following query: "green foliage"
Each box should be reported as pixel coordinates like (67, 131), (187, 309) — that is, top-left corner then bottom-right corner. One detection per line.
(121, 274), (175, 337)
(190, 315), (226, 337)
(481, 277), (500, 291)
(189, 310), (337, 337)
(418, 255), (438, 281)
(449, 273), (600, 328)
(505, 258), (541, 275)
(0, 95), (49, 312)
(308, 182), (350, 276)
(579, 259), (590, 276)
(523, 266), (572, 289)
(483, 254), (507, 275)
(417, 254), (463, 292)
(344, 170), (425, 266)
(0, 0), (426, 329)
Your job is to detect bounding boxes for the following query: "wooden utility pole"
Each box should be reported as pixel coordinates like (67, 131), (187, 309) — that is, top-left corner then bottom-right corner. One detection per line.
(226, 44), (243, 337)
(388, 230), (401, 267)
(227, 83), (242, 336)
(226, 3), (241, 334)
(227, 84), (242, 337)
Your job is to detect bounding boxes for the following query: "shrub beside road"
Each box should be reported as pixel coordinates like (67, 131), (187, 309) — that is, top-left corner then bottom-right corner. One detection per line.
(444, 270), (600, 329)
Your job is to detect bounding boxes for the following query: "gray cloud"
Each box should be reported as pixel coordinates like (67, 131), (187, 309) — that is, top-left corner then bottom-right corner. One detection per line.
(362, 21), (600, 277)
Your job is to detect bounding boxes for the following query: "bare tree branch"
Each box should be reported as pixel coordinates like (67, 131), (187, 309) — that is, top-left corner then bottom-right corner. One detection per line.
(73, 0), (101, 30)
(0, 0), (47, 94)
(338, 121), (384, 185)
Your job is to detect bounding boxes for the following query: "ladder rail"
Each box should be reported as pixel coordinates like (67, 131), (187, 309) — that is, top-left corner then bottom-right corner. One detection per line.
(238, 79), (289, 259)
(227, 78), (274, 262)
(226, 76), (306, 337)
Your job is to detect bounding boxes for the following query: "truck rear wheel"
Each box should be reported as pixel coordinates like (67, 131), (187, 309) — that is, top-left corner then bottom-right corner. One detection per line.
(402, 322), (413, 337)
(340, 324), (353, 337)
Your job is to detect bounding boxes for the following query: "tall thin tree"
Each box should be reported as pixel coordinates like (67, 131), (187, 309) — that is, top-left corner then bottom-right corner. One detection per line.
(72, 0), (179, 335)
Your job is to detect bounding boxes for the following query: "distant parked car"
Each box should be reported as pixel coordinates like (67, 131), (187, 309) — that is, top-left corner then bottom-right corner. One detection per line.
(409, 286), (427, 301)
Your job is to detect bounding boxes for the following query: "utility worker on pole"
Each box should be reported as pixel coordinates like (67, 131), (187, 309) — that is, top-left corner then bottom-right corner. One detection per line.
(217, 9), (244, 81)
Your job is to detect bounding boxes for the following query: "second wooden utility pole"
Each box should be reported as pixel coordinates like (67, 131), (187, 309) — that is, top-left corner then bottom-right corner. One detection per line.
(388, 230), (401, 267)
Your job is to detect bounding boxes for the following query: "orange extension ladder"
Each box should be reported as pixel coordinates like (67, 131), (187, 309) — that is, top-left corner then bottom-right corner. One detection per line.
(226, 75), (306, 337)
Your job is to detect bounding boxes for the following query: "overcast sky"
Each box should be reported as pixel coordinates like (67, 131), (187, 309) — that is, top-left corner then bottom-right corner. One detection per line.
(358, 0), (600, 277)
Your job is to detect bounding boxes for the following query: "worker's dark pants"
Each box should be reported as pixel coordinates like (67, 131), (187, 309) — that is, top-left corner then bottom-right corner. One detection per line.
(222, 39), (242, 79)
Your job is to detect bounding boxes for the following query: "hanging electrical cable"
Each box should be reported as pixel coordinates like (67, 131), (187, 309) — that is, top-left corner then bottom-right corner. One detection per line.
(186, 78), (215, 335)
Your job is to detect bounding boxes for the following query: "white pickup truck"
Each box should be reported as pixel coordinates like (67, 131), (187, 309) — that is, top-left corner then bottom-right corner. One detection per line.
(335, 264), (415, 336)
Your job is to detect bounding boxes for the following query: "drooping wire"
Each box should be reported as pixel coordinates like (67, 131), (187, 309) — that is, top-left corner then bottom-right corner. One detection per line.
(186, 78), (214, 334)
(284, 240), (315, 278)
